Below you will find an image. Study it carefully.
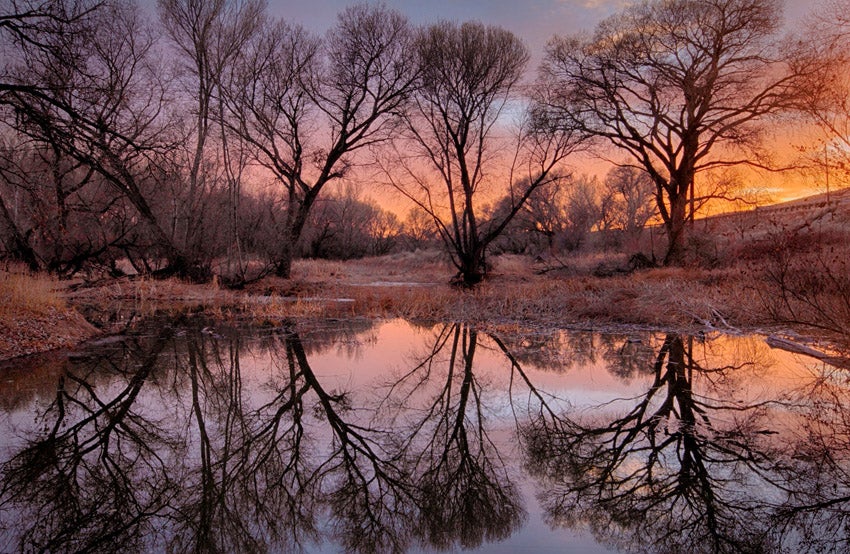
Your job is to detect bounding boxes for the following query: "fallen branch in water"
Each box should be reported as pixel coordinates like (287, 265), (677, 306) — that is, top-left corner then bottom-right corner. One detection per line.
(766, 335), (850, 369)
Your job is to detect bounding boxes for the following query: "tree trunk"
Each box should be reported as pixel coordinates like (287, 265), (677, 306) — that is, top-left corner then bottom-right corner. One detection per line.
(663, 193), (688, 266)
(274, 230), (296, 279)
(275, 251), (293, 278)
(454, 246), (487, 288)
(0, 194), (40, 271)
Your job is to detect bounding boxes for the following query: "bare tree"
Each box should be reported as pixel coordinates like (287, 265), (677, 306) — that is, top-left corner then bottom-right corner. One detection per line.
(221, 4), (417, 278)
(600, 165), (656, 241)
(540, 0), (802, 264)
(157, 0), (262, 279)
(390, 21), (582, 287)
(0, 0), (223, 280)
(0, 136), (145, 276)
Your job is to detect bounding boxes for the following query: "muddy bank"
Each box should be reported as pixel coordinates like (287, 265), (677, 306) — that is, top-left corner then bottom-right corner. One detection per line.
(0, 306), (99, 362)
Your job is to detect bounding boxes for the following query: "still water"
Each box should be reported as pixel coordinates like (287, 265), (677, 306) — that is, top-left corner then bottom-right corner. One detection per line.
(0, 317), (846, 553)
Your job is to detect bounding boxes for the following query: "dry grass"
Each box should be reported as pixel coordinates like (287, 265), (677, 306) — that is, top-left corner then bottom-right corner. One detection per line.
(7, 199), (850, 359)
(0, 267), (97, 360)
(59, 251), (758, 335)
(18, 221), (848, 354)
(0, 267), (65, 318)
(291, 250), (452, 284)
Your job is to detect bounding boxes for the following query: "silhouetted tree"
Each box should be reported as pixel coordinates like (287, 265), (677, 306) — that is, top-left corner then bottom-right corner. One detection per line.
(540, 0), (802, 264)
(221, 4), (417, 278)
(794, 0), (850, 188)
(389, 21), (583, 286)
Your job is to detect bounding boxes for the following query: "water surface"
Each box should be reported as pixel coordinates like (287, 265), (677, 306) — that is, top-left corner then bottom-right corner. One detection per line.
(0, 318), (846, 553)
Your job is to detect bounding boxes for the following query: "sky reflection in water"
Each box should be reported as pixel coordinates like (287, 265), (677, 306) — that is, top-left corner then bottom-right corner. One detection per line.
(0, 318), (844, 553)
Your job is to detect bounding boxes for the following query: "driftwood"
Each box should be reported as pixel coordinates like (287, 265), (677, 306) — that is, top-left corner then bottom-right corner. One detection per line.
(766, 335), (850, 369)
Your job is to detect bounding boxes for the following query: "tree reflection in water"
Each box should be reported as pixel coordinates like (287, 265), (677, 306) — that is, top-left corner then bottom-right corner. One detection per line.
(0, 325), (180, 553)
(3, 320), (850, 552)
(519, 333), (786, 553)
(768, 363), (850, 552)
(376, 323), (525, 549)
(0, 319), (523, 553)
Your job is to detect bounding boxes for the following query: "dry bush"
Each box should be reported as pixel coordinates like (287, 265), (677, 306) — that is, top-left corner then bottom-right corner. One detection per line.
(750, 249), (850, 338)
(739, 220), (850, 340)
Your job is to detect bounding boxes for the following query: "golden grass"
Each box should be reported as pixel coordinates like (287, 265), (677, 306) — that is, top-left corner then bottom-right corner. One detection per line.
(0, 268), (98, 360)
(0, 269), (65, 317)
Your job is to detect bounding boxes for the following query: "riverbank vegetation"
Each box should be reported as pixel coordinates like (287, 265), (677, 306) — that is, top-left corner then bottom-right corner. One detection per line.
(4, 188), (849, 361)
(3, 0), (850, 359)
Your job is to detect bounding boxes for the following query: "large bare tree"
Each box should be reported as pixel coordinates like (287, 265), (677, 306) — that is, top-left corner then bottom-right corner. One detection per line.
(540, 0), (801, 264)
(221, 3), (417, 278)
(391, 21), (583, 287)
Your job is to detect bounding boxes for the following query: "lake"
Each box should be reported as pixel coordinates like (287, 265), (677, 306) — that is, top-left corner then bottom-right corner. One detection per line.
(0, 317), (845, 553)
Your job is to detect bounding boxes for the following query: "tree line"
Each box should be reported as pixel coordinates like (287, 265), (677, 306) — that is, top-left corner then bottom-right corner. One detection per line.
(0, 0), (842, 286)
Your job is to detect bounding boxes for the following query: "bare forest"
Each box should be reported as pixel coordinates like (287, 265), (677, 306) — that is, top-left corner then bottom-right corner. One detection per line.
(7, 3), (850, 553)
(2, 0), (850, 351)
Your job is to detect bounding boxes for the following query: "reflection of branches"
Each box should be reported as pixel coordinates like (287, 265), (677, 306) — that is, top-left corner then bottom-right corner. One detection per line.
(600, 333), (658, 379)
(0, 328), (178, 553)
(164, 327), (322, 554)
(493, 330), (600, 374)
(768, 370), (850, 552)
(381, 323), (525, 550)
(282, 323), (416, 554)
(521, 333), (780, 553)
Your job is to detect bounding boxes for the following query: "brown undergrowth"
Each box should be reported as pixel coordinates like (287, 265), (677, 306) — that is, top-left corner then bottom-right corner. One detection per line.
(4, 231), (848, 362)
(0, 267), (98, 361)
(63, 253), (753, 333)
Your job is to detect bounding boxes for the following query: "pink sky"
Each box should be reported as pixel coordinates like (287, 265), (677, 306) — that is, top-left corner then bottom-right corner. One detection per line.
(258, 0), (828, 206)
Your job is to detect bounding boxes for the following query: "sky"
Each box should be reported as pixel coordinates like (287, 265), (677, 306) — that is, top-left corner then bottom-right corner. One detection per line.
(269, 0), (827, 204)
(267, 0), (815, 67)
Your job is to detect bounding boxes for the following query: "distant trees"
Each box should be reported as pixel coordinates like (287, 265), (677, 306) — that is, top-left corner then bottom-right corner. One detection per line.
(390, 21), (583, 286)
(299, 187), (401, 260)
(797, 0), (850, 186)
(540, 0), (802, 264)
(600, 166), (656, 242)
(493, 169), (655, 255)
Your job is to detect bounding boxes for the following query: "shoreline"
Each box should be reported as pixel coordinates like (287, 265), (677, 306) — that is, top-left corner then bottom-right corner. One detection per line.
(2, 251), (848, 363)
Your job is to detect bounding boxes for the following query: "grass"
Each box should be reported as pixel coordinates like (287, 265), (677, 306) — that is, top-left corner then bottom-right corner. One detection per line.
(0, 266), (97, 360)
(48, 250), (783, 336)
(0, 267), (65, 318)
